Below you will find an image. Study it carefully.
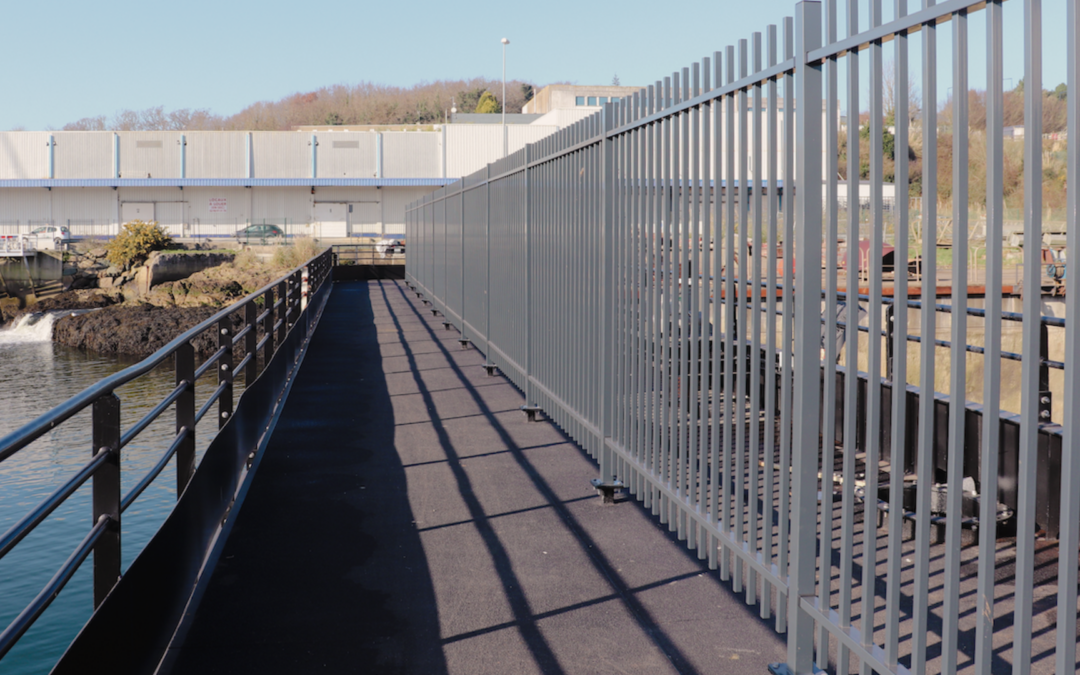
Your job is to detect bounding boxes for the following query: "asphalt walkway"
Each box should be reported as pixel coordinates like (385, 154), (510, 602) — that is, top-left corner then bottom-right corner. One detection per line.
(170, 279), (786, 675)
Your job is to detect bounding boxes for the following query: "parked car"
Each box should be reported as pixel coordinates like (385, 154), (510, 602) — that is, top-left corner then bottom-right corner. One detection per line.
(375, 238), (405, 258)
(29, 225), (73, 249)
(236, 224), (285, 245)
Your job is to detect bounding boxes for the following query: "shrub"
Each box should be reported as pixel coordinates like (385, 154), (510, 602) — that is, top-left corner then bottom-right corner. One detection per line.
(271, 237), (321, 270)
(107, 220), (173, 269)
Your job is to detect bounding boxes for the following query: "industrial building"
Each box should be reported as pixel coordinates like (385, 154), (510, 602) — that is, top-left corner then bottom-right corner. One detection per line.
(0, 125), (558, 239)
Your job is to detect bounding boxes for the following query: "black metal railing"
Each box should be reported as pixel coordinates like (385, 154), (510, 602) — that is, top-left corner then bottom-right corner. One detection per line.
(0, 247), (332, 662)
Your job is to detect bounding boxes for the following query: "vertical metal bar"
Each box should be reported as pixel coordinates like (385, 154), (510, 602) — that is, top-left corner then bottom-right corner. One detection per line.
(777, 17), (794, 635)
(1056, 0), (1080, 668)
(700, 57), (714, 565)
(885, 0), (910, 667)
(748, 31), (763, 611)
(723, 46), (737, 583)
(175, 343), (195, 495)
(218, 314), (234, 430)
(672, 69), (685, 539)
(735, 38), (749, 594)
(709, 51), (723, 573)
(485, 165), (494, 372)
(911, 1), (939, 670)
(662, 75), (673, 528)
(789, 4), (823, 671)
(92, 393), (121, 608)
(651, 82), (663, 518)
(941, 9), (969, 674)
(818, 0), (840, 662)
(1014, 1), (1043, 670)
(689, 61), (702, 555)
(763, 24), (778, 623)
(679, 64), (691, 543)
(839, 3), (861, 673)
(861, 2), (885, 670)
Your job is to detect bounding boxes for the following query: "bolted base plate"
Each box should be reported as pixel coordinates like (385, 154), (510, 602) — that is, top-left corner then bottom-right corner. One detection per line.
(520, 404), (542, 422)
(458, 338), (471, 350)
(481, 362), (498, 376)
(430, 308), (440, 316)
(590, 478), (625, 505)
(443, 321), (454, 330)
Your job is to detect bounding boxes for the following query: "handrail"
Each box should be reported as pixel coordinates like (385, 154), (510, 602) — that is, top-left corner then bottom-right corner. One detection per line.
(0, 254), (325, 464)
(0, 247), (333, 669)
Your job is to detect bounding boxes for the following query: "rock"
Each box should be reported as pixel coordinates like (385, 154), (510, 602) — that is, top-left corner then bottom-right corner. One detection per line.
(7, 290), (117, 326)
(53, 304), (231, 357)
(88, 248), (108, 259)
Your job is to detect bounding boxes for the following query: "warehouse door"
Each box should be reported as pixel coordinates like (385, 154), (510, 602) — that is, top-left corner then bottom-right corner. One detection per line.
(155, 203), (184, 237)
(314, 203), (347, 238)
(121, 202), (154, 225)
(348, 202), (380, 237)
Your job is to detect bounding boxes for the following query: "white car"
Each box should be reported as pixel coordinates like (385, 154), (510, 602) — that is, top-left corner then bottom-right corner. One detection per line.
(29, 225), (73, 249)
(374, 238), (405, 258)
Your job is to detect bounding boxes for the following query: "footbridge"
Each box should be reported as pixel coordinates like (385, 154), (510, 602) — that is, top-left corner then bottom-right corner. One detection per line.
(2, 1), (1080, 673)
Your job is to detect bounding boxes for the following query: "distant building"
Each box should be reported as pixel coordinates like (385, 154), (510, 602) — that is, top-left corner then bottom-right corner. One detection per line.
(449, 113), (543, 125)
(522, 84), (645, 115)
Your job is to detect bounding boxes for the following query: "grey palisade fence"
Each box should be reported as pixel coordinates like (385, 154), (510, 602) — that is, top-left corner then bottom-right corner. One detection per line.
(406, 1), (1080, 672)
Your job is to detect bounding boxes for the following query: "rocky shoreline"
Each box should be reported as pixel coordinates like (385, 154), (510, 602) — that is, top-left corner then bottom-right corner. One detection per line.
(2, 241), (317, 356)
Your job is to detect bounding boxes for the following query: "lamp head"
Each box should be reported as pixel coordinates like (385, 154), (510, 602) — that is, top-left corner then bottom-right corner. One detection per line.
(501, 38), (509, 45)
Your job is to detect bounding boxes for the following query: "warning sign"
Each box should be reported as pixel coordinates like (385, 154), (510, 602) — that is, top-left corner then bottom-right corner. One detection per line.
(209, 198), (227, 213)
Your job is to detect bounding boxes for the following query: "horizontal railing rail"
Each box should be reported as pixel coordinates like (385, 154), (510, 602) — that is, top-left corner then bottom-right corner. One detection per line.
(0, 247), (332, 664)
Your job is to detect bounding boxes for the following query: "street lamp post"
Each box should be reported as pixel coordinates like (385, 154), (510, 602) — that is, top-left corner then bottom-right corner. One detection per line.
(501, 37), (509, 157)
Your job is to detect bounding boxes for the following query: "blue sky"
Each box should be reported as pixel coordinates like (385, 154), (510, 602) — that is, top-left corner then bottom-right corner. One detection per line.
(1, 0), (1069, 131)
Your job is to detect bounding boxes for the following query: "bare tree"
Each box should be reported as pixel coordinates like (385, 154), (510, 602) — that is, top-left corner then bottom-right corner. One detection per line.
(883, 59), (921, 125)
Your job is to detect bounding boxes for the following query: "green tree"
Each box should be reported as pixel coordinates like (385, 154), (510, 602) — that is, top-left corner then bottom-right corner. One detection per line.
(1053, 82), (1067, 101)
(475, 91), (501, 114)
(522, 83), (535, 103)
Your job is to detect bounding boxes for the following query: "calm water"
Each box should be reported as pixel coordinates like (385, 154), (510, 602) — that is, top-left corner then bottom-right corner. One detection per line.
(0, 314), (222, 675)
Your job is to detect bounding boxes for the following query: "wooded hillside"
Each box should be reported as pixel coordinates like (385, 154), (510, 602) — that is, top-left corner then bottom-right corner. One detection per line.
(63, 78), (539, 131)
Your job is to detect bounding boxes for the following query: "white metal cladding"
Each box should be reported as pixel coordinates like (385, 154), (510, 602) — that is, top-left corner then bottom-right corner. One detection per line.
(315, 133), (377, 178)
(380, 186), (434, 235)
(444, 125), (558, 178)
(252, 133), (311, 178)
(251, 186), (313, 227)
(54, 133), (114, 179)
(405, 2), (1080, 673)
(185, 132), (247, 179)
(381, 133), (440, 178)
(50, 188), (118, 230)
(0, 132), (50, 179)
(0, 188), (51, 224)
(118, 132), (183, 179)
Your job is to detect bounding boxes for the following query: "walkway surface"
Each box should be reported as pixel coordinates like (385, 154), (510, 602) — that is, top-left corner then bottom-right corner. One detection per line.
(170, 279), (786, 675)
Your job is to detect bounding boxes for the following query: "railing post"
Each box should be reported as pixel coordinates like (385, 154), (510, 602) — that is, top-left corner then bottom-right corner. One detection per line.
(246, 300), (258, 384)
(483, 164), (496, 374)
(785, 2), (823, 673)
(175, 343), (196, 495)
(522, 148), (541, 420)
(885, 303), (895, 381)
(218, 315), (234, 429)
(592, 102), (621, 501)
(264, 286), (276, 366)
(91, 393), (121, 608)
(1039, 322), (1052, 422)
(277, 280), (288, 345)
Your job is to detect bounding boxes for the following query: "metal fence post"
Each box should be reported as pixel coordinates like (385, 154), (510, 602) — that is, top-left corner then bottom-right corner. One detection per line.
(175, 343), (196, 495)
(277, 280), (288, 346)
(219, 315), (234, 430)
(592, 103), (621, 500)
(523, 145), (540, 419)
(91, 393), (121, 608)
(483, 165), (496, 374)
(783, 3), (823, 673)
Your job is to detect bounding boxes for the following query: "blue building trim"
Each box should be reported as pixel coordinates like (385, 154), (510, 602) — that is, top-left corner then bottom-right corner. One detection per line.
(0, 178), (457, 189)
